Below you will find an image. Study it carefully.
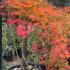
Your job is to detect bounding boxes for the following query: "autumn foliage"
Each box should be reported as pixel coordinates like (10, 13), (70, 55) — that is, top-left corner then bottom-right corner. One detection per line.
(1, 0), (70, 70)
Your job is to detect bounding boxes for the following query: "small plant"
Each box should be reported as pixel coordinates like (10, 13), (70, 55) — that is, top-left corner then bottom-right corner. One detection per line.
(3, 46), (14, 61)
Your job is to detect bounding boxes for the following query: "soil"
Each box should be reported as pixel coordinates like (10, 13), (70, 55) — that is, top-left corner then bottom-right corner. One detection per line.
(3, 58), (21, 69)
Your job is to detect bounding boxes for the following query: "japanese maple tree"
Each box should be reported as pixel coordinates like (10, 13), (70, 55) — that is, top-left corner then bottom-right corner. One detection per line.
(1, 0), (70, 70)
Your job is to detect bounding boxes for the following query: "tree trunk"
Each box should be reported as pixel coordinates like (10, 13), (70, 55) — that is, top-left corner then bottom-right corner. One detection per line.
(21, 38), (28, 70)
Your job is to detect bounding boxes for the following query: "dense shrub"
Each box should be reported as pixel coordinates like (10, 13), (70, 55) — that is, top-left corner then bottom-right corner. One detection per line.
(1, 0), (70, 70)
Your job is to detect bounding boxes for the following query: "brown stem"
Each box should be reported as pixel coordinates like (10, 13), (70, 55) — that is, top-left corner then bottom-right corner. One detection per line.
(20, 38), (29, 70)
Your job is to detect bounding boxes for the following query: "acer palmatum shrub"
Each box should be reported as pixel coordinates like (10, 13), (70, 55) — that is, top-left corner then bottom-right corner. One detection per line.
(1, 0), (70, 70)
